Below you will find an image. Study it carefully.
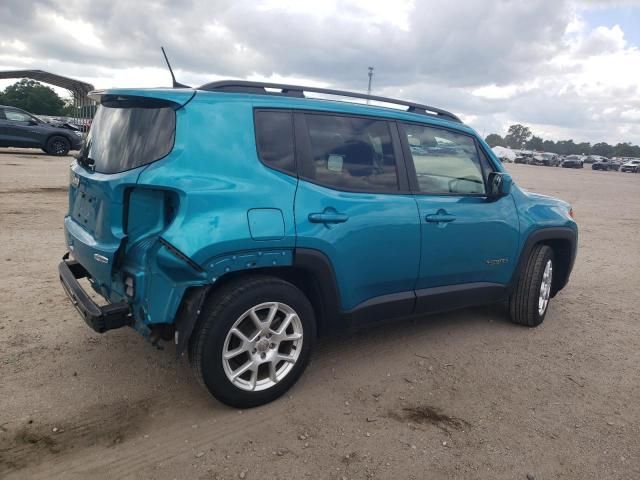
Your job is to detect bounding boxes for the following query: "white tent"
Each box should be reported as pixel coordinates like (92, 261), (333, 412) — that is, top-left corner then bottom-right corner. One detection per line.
(492, 146), (517, 163)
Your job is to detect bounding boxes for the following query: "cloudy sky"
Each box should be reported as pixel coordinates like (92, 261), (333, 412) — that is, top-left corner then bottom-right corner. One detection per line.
(1, 0), (639, 143)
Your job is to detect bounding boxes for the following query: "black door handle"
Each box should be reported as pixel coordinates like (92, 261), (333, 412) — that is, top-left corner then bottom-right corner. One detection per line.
(308, 212), (349, 224)
(425, 212), (456, 223)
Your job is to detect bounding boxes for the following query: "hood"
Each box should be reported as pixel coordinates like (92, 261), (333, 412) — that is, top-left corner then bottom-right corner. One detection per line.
(47, 121), (81, 131)
(519, 188), (571, 210)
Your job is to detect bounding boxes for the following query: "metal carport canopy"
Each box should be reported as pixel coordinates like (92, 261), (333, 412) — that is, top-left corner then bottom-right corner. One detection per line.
(0, 69), (94, 95)
(0, 69), (96, 125)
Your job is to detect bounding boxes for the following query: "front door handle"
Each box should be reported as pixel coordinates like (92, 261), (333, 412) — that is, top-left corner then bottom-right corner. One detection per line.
(425, 212), (456, 223)
(308, 212), (349, 224)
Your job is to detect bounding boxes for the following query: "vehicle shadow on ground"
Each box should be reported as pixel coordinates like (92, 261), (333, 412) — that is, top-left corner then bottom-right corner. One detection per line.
(168, 302), (515, 408)
(0, 149), (77, 157)
(0, 303), (517, 476)
(314, 303), (512, 361)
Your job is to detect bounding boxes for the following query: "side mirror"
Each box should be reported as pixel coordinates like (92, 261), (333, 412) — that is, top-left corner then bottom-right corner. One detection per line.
(487, 172), (512, 198)
(28, 119), (39, 126)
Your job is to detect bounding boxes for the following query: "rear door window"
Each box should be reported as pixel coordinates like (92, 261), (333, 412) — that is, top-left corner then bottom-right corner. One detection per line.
(302, 113), (399, 192)
(82, 98), (176, 174)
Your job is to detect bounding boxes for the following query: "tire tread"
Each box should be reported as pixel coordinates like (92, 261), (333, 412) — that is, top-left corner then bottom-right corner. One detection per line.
(509, 244), (553, 327)
(188, 274), (315, 407)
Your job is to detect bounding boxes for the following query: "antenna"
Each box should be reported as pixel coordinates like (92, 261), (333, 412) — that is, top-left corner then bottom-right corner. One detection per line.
(161, 46), (190, 88)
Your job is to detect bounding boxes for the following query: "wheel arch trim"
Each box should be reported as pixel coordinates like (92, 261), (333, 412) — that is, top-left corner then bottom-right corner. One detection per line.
(510, 227), (577, 296)
(174, 247), (339, 356)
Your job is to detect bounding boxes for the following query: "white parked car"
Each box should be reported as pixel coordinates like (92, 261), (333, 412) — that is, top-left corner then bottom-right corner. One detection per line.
(620, 159), (640, 173)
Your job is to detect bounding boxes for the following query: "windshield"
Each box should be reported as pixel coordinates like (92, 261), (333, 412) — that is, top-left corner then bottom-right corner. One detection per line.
(81, 101), (176, 174)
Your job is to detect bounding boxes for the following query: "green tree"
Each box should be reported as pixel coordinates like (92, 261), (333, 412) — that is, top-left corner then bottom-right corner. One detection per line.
(485, 133), (505, 147)
(542, 140), (557, 153)
(555, 140), (576, 156)
(483, 127), (639, 158)
(591, 142), (613, 157)
(575, 142), (591, 156)
(0, 79), (66, 115)
(526, 135), (544, 151)
(613, 142), (640, 158)
(504, 124), (532, 149)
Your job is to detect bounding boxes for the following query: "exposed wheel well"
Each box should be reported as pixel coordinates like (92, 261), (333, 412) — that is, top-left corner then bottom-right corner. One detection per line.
(204, 266), (336, 336)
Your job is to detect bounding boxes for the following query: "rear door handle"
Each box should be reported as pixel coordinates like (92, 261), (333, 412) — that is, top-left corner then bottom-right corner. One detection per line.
(308, 212), (349, 224)
(425, 213), (456, 223)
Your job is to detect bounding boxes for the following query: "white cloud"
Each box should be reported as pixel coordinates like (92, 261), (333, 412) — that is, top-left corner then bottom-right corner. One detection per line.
(574, 25), (626, 56)
(621, 109), (640, 121)
(47, 13), (105, 49)
(0, 0), (638, 143)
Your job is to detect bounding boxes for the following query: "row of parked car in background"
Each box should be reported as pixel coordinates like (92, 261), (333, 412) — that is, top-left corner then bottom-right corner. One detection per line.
(491, 146), (640, 173)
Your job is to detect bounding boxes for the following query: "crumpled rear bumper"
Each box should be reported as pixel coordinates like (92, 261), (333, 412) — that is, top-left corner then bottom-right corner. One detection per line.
(58, 253), (132, 333)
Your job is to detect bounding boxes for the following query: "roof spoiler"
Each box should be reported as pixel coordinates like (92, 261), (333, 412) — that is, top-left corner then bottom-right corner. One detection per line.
(88, 89), (196, 108)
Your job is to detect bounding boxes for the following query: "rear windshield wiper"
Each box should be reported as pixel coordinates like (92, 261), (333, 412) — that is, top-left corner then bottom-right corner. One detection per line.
(82, 157), (96, 170)
(76, 152), (95, 170)
(76, 140), (96, 171)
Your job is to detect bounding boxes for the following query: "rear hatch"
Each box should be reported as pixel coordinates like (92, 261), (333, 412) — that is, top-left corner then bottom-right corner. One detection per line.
(66, 89), (193, 290)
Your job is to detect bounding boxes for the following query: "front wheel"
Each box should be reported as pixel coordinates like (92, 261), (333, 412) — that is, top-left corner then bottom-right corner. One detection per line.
(45, 135), (70, 156)
(189, 275), (316, 408)
(509, 245), (554, 327)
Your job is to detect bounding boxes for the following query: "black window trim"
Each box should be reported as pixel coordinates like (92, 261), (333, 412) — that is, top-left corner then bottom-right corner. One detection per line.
(397, 120), (496, 198)
(292, 109), (411, 195)
(253, 108), (298, 178)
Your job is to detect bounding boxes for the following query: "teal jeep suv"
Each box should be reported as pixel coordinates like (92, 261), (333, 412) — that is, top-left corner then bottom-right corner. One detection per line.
(59, 81), (577, 407)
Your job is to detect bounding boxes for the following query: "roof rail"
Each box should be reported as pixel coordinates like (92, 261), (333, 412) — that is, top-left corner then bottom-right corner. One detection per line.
(197, 80), (462, 123)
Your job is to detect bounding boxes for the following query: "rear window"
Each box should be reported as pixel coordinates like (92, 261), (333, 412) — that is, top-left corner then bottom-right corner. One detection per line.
(82, 99), (176, 174)
(254, 110), (295, 174)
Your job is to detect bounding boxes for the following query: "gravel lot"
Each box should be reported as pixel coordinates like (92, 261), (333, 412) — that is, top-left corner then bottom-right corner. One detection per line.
(1, 149), (639, 480)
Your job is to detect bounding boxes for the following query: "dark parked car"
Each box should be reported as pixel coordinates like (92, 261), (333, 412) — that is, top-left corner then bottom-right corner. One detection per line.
(0, 105), (83, 155)
(592, 158), (618, 171)
(562, 155), (584, 168)
(621, 159), (640, 172)
(531, 153), (560, 166)
(514, 151), (533, 164)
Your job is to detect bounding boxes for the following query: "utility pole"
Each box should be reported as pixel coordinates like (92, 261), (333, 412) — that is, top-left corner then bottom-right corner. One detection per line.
(366, 66), (374, 103)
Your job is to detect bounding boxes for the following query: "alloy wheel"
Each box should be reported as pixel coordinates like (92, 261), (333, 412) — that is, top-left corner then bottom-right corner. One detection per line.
(222, 302), (303, 392)
(538, 259), (553, 316)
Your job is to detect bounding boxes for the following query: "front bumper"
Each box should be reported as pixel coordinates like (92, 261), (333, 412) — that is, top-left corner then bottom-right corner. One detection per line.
(58, 253), (132, 333)
(70, 134), (83, 150)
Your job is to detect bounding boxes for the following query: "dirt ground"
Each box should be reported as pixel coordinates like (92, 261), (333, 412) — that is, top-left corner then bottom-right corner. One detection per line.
(1, 148), (639, 480)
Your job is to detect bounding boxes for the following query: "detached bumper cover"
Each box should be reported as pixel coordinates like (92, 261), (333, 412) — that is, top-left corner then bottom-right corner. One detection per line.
(58, 253), (132, 333)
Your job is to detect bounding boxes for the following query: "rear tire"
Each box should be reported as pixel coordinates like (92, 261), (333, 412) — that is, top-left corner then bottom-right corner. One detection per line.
(509, 245), (554, 327)
(45, 135), (70, 156)
(189, 275), (316, 408)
